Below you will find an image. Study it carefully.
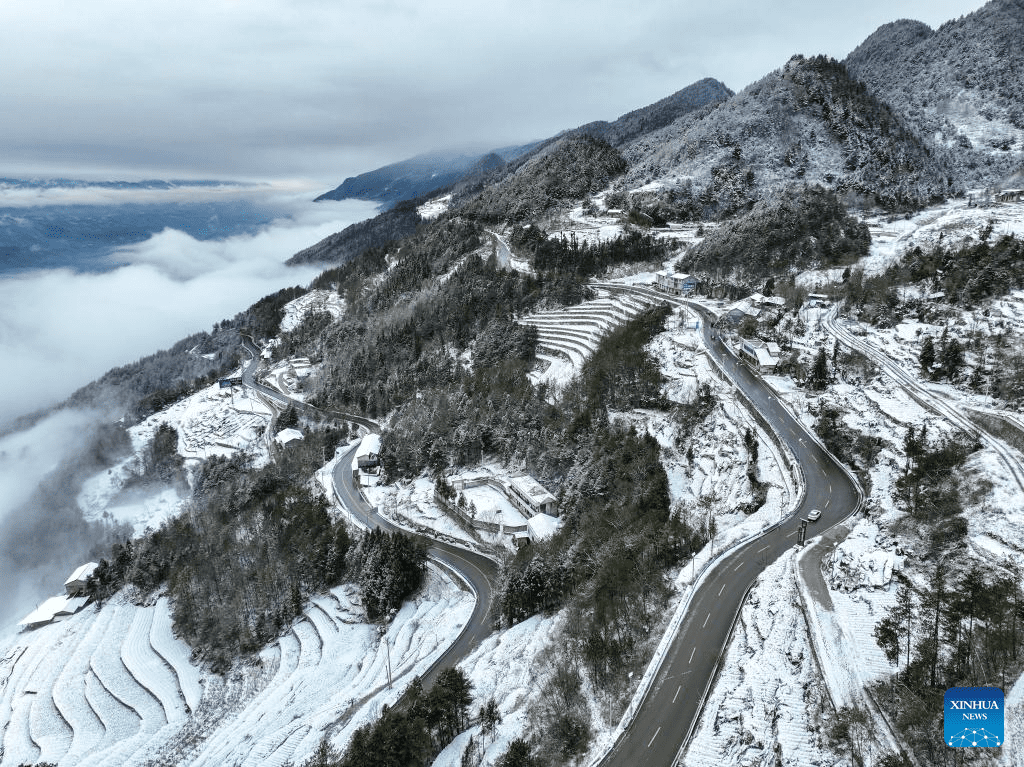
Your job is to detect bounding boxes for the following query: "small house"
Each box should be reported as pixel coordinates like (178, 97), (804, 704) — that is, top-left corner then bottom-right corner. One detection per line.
(724, 299), (760, 324)
(64, 562), (99, 596)
(806, 293), (831, 308)
(275, 428), (304, 446)
(739, 339), (780, 373)
(352, 433), (383, 474)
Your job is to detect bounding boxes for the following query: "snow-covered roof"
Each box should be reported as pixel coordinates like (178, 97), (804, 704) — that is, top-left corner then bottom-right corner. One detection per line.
(656, 269), (672, 278)
(727, 300), (760, 318)
(509, 475), (556, 506)
(275, 428), (304, 445)
(19, 595), (76, 627)
(741, 339), (780, 367)
(752, 346), (777, 367)
(64, 562), (98, 588)
(355, 433), (382, 458)
(527, 513), (562, 542)
(766, 341), (782, 356)
(57, 596), (88, 615)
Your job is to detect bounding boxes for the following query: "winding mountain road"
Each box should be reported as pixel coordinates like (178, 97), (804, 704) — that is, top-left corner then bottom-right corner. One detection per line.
(594, 284), (862, 766)
(239, 336), (497, 693)
(242, 286), (863, 765)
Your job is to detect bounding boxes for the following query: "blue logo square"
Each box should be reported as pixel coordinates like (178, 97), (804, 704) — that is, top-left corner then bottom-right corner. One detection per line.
(945, 687), (1003, 747)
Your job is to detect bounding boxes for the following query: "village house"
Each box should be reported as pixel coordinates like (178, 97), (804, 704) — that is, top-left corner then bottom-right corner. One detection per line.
(806, 293), (831, 308)
(739, 339), (781, 373)
(351, 433), (383, 485)
(64, 562), (99, 596)
(654, 270), (698, 296)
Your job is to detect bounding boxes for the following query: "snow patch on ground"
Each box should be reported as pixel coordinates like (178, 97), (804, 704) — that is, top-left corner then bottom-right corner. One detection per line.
(417, 194), (452, 221)
(825, 521), (904, 591)
(432, 615), (562, 767)
(280, 288), (346, 333)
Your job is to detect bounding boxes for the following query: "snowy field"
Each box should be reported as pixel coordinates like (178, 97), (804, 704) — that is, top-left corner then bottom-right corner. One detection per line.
(417, 194), (452, 220)
(279, 288), (346, 333)
(132, 379), (273, 460)
(76, 379), (275, 534)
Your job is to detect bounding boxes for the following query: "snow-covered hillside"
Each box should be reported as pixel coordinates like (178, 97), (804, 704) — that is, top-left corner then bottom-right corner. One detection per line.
(0, 569), (472, 767)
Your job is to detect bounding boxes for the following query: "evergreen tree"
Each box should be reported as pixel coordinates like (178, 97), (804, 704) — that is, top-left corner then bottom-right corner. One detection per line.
(941, 336), (964, 380)
(809, 347), (830, 390)
(919, 335), (935, 377)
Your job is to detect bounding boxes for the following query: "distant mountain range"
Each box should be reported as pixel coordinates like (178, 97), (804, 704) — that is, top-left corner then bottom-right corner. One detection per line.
(302, 0), (1023, 266)
(313, 145), (538, 207)
(0, 177), (243, 191)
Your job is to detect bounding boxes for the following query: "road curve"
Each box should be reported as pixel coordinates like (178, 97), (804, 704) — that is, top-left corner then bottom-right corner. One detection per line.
(593, 284), (861, 767)
(239, 334), (498, 692)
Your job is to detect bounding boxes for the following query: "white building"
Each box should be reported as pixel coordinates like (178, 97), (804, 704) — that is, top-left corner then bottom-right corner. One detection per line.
(506, 475), (558, 517)
(275, 428), (304, 446)
(352, 433), (383, 484)
(655, 270), (698, 296)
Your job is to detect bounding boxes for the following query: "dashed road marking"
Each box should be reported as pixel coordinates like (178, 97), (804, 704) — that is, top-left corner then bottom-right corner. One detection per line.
(689, 647), (696, 664)
(757, 545), (769, 553)
(673, 685), (682, 703)
(703, 612), (711, 628)
(648, 727), (661, 747)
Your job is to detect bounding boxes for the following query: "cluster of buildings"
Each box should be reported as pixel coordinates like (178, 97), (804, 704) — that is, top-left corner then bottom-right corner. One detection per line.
(436, 470), (561, 547)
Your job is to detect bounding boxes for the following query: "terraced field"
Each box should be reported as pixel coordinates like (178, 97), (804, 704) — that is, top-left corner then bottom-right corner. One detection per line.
(0, 568), (471, 767)
(0, 596), (203, 767)
(519, 288), (667, 386)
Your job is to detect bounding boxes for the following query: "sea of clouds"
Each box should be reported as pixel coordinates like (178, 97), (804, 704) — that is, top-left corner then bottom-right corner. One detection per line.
(0, 185), (377, 630)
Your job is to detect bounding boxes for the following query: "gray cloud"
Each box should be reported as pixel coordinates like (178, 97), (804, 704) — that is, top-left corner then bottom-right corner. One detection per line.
(0, 0), (989, 183)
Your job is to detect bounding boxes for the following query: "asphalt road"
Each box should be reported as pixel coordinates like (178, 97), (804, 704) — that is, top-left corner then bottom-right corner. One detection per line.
(239, 334), (498, 693)
(594, 284), (861, 766)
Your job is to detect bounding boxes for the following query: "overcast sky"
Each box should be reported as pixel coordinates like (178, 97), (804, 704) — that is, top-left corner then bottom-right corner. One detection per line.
(1, 0), (989, 186)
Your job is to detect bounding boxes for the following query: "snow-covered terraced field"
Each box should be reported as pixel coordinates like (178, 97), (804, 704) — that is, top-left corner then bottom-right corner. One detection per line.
(519, 290), (664, 387)
(0, 596), (205, 767)
(280, 288), (346, 333)
(0, 566), (471, 767)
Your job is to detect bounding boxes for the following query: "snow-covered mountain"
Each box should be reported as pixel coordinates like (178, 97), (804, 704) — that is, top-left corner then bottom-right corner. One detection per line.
(619, 55), (959, 217)
(844, 0), (1024, 185)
